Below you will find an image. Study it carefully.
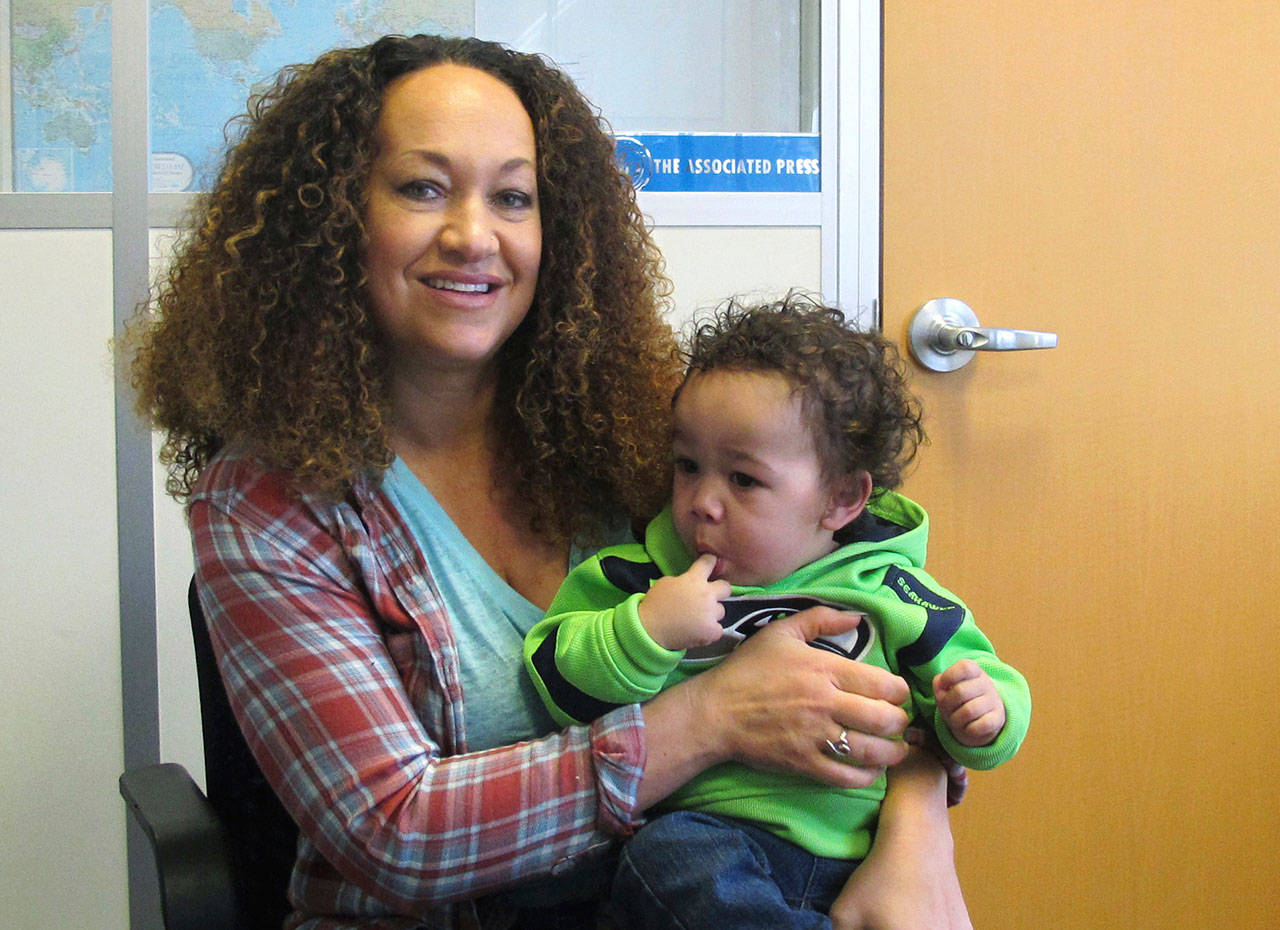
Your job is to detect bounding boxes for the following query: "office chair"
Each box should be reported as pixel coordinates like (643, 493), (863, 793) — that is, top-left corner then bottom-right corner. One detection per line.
(119, 580), (297, 930)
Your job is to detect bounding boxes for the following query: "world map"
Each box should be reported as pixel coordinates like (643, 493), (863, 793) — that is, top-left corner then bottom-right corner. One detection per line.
(11, 0), (471, 192)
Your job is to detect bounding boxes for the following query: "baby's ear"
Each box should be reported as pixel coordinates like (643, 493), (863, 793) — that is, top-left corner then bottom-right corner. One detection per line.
(821, 470), (873, 532)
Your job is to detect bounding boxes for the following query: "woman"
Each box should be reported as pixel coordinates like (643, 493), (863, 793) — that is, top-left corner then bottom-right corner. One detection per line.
(132, 34), (968, 930)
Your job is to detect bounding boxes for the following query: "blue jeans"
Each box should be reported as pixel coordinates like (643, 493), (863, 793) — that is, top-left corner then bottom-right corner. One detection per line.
(608, 811), (857, 930)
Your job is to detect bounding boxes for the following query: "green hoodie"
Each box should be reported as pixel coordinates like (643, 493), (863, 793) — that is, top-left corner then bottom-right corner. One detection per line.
(524, 491), (1030, 860)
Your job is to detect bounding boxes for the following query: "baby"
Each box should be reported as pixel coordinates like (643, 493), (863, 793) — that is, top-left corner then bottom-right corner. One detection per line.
(525, 293), (1030, 928)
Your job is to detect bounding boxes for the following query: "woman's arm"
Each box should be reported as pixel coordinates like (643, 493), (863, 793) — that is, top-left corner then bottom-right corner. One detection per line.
(637, 608), (911, 809)
(829, 746), (973, 930)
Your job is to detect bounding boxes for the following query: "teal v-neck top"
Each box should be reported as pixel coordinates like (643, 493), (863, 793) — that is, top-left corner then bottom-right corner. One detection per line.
(382, 457), (627, 750)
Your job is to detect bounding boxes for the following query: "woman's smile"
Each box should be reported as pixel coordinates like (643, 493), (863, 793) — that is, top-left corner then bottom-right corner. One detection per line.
(423, 276), (499, 294)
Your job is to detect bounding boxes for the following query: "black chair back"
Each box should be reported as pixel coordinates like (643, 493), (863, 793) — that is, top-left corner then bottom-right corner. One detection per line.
(189, 579), (298, 930)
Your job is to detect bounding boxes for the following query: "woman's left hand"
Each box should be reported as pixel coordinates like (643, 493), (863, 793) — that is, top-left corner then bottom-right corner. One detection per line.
(828, 745), (973, 930)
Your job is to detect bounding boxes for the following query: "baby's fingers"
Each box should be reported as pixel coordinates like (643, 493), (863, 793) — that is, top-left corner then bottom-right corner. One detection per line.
(934, 658), (982, 693)
(687, 552), (719, 580)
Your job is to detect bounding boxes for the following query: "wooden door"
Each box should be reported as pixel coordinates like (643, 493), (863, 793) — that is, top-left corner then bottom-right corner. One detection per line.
(882, 3), (1280, 927)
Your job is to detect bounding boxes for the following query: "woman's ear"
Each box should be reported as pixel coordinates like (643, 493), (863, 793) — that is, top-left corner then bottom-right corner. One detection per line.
(821, 470), (874, 532)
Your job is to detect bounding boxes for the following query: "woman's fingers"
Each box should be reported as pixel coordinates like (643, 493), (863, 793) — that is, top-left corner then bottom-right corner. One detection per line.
(830, 658), (911, 725)
(772, 606), (911, 703)
(694, 609), (913, 789)
(811, 727), (910, 789)
(771, 603), (864, 646)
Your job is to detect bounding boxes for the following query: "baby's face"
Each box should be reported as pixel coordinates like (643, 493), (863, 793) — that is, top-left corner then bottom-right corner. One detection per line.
(670, 369), (849, 586)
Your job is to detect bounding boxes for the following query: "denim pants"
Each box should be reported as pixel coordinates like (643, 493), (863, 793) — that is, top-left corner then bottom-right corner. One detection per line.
(608, 810), (857, 930)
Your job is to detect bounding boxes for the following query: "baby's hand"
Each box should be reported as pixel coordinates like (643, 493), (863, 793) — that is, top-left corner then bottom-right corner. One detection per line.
(933, 659), (1005, 748)
(637, 553), (732, 651)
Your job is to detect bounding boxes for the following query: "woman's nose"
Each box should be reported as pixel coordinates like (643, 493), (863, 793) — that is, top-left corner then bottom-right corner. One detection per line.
(439, 197), (497, 263)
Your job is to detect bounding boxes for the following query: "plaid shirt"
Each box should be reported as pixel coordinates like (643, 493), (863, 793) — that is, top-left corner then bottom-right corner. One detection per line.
(189, 449), (646, 930)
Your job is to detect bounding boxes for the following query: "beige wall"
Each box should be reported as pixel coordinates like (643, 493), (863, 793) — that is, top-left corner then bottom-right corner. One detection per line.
(0, 229), (128, 927)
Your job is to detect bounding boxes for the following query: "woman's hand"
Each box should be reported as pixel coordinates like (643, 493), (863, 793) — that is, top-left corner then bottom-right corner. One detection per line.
(829, 745), (973, 930)
(638, 607), (910, 807)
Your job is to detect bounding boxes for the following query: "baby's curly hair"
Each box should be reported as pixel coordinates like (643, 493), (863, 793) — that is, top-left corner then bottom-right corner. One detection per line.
(130, 34), (681, 543)
(681, 293), (926, 493)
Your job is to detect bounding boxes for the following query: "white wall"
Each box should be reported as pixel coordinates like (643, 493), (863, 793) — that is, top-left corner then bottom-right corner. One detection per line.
(150, 230), (204, 786)
(0, 228), (128, 927)
(655, 225), (822, 331)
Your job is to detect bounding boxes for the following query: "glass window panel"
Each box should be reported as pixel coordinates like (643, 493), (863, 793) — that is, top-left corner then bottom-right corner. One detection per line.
(477, 0), (817, 132)
(9, 0), (113, 192)
(477, 0), (821, 194)
(147, 1), (474, 192)
(6, 2), (818, 196)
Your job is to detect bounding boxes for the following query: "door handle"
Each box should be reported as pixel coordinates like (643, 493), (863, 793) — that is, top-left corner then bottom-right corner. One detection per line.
(908, 298), (1058, 372)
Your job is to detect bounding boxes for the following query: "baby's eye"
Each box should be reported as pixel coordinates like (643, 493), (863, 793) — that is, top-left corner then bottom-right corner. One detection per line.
(673, 456), (699, 475)
(729, 472), (759, 489)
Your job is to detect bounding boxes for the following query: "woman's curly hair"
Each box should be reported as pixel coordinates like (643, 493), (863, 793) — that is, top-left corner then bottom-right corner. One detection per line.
(130, 34), (681, 544)
(680, 293), (926, 493)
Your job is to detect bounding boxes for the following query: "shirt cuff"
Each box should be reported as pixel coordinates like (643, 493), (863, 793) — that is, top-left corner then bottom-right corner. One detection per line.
(590, 703), (647, 835)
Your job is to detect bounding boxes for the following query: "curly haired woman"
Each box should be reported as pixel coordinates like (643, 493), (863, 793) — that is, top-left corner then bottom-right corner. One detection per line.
(131, 34), (969, 930)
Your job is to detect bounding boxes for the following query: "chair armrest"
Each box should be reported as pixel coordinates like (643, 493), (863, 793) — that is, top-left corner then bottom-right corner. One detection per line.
(119, 763), (240, 930)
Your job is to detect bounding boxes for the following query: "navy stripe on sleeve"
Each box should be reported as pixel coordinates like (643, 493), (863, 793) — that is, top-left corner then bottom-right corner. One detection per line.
(600, 555), (663, 595)
(886, 566), (966, 668)
(529, 629), (625, 725)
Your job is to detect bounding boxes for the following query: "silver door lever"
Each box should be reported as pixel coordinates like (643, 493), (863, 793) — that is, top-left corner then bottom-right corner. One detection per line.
(908, 298), (1058, 372)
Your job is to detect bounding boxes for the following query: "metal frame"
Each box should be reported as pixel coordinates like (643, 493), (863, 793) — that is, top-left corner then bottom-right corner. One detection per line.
(822, 0), (882, 329)
(111, 4), (163, 928)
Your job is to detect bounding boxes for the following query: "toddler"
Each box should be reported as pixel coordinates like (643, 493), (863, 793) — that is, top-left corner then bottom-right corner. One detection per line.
(524, 294), (1030, 928)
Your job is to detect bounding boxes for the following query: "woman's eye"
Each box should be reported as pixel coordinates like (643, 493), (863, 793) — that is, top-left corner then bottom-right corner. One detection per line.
(495, 189), (535, 210)
(729, 472), (758, 489)
(398, 179), (443, 201)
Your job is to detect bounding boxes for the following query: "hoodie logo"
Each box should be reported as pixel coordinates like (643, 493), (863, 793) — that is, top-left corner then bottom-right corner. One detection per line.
(683, 594), (875, 666)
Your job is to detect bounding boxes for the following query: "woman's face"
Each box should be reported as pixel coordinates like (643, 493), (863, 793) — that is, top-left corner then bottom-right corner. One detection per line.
(363, 63), (542, 378)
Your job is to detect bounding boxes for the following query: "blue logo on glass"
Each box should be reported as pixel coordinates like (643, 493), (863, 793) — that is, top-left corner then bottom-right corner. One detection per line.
(613, 136), (654, 190)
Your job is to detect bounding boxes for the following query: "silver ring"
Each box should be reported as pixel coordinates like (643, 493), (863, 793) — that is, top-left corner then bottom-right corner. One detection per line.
(826, 729), (853, 757)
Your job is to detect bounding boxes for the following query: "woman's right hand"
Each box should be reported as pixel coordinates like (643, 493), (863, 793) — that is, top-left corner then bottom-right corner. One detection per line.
(638, 607), (909, 807)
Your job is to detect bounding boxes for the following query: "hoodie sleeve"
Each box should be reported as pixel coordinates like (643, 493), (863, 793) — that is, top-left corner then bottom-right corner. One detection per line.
(524, 547), (684, 727)
(878, 565), (1031, 770)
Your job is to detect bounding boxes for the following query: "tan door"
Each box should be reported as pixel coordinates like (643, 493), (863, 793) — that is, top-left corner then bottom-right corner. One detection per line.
(882, 3), (1280, 927)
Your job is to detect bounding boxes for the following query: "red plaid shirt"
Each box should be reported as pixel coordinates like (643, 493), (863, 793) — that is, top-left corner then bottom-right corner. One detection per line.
(190, 449), (646, 929)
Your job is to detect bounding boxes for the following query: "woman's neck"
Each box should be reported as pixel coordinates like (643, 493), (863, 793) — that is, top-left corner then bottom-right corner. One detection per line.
(387, 362), (498, 461)
(386, 363), (569, 609)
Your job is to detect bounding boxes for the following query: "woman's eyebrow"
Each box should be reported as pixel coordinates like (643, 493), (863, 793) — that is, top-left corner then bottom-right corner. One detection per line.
(395, 149), (535, 175)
